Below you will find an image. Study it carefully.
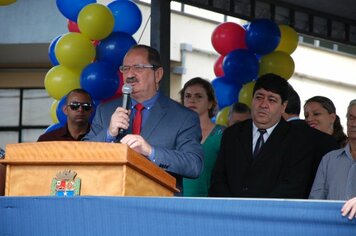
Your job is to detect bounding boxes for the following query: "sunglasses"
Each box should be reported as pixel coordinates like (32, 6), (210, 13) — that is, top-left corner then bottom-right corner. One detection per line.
(68, 102), (92, 111)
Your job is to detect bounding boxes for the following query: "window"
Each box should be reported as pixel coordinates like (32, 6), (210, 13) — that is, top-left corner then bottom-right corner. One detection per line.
(0, 88), (52, 149)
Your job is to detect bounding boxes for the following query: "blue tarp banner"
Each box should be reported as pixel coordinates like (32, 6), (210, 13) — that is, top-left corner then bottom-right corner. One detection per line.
(0, 196), (355, 236)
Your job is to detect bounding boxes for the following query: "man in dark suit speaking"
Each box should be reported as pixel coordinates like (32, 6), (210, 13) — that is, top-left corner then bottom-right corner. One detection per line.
(210, 73), (314, 199)
(84, 45), (203, 193)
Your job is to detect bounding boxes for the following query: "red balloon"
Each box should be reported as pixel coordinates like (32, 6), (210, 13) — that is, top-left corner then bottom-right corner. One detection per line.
(91, 40), (100, 47)
(67, 20), (80, 33)
(214, 55), (225, 77)
(211, 22), (247, 55)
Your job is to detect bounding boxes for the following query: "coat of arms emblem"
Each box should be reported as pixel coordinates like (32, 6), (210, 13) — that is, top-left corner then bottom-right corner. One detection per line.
(50, 170), (81, 196)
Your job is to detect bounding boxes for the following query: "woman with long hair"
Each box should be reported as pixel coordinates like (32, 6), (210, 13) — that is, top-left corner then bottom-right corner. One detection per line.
(304, 96), (347, 147)
(180, 77), (225, 197)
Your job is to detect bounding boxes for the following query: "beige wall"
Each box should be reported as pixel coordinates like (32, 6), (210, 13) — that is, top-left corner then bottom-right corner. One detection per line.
(0, 71), (47, 88)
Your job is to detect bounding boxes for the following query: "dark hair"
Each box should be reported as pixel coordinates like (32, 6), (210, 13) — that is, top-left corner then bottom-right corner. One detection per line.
(305, 96), (336, 114)
(253, 73), (289, 103)
(179, 77), (217, 118)
(285, 84), (301, 115)
(128, 44), (162, 68)
(66, 88), (92, 104)
(229, 102), (251, 115)
(305, 96), (348, 147)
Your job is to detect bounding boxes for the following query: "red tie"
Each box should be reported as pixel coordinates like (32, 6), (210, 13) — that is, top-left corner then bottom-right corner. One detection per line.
(132, 103), (144, 134)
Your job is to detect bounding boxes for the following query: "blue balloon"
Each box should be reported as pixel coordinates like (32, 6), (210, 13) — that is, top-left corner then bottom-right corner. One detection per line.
(96, 32), (137, 69)
(223, 49), (259, 85)
(108, 0), (142, 35)
(56, 95), (67, 125)
(48, 35), (61, 66)
(212, 77), (242, 109)
(80, 62), (120, 100)
(45, 123), (64, 133)
(245, 19), (281, 55)
(56, 0), (96, 22)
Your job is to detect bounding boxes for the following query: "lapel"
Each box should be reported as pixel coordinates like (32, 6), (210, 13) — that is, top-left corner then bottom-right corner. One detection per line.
(241, 120), (253, 161)
(140, 93), (168, 139)
(253, 119), (290, 162)
(231, 120), (253, 163)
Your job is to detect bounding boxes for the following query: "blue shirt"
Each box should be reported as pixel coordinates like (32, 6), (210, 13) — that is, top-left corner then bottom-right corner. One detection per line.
(309, 143), (356, 200)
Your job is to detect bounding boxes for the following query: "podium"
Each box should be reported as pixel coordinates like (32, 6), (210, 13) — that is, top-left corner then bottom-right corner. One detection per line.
(0, 141), (178, 196)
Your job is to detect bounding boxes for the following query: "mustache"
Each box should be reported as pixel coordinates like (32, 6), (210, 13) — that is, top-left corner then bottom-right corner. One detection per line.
(125, 77), (138, 83)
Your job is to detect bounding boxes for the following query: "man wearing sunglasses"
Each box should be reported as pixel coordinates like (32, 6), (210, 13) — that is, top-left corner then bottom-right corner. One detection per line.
(84, 45), (203, 194)
(38, 88), (94, 142)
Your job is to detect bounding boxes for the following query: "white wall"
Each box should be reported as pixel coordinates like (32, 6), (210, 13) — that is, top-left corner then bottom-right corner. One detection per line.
(290, 45), (356, 128)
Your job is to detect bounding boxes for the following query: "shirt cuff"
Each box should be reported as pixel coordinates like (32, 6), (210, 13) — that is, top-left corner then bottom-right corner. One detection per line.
(105, 130), (116, 143)
(148, 147), (156, 162)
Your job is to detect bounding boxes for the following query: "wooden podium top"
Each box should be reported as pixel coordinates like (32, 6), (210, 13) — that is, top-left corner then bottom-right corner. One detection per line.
(1, 141), (178, 193)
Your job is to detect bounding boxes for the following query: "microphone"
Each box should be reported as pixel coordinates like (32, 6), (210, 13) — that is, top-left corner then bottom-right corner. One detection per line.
(118, 84), (133, 137)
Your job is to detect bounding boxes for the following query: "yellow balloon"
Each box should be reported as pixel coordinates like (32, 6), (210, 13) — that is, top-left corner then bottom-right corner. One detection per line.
(44, 65), (81, 100)
(55, 32), (95, 70)
(0, 0), (16, 6)
(238, 81), (255, 108)
(259, 51), (295, 80)
(216, 106), (230, 126)
(50, 100), (59, 123)
(275, 25), (298, 54)
(78, 3), (114, 40)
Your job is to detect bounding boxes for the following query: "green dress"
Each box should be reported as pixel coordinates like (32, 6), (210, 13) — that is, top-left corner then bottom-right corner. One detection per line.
(183, 125), (225, 197)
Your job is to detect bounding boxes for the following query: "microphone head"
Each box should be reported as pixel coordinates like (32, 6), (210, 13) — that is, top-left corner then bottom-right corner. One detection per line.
(122, 84), (133, 94)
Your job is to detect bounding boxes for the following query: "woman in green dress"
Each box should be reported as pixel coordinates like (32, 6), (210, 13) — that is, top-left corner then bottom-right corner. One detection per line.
(180, 77), (225, 197)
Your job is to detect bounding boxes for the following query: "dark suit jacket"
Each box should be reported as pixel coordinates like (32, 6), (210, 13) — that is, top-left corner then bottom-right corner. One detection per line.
(209, 118), (315, 199)
(289, 119), (339, 192)
(83, 92), (204, 192)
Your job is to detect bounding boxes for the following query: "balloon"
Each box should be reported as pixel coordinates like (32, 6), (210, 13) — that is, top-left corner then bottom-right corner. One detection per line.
(246, 19), (281, 55)
(238, 81), (256, 108)
(213, 55), (224, 77)
(275, 25), (298, 54)
(212, 76), (242, 109)
(48, 35), (61, 66)
(96, 32), (137, 68)
(56, 0), (96, 22)
(259, 51), (295, 79)
(211, 22), (247, 55)
(101, 70), (124, 103)
(0, 0), (16, 6)
(55, 32), (96, 70)
(108, 0), (142, 35)
(215, 106), (230, 126)
(56, 95), (68, 125)
(44, 65), (81, 100)
(45, 123), (64, 133)
(80, 62), (120, 100)
(78, 3), (114, 40)
(223, 49), (259, 85)
(50, 100), (59, 123)
(67, 20), (80, 33)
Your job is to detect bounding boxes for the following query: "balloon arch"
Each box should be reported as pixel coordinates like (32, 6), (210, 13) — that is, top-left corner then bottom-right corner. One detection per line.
(212, 20), (298, 126)
(45, 0), (142, 131)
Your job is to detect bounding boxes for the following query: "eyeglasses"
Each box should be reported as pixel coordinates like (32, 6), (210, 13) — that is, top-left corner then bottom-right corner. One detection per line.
(68, 102), (92, 111)
(119, 64), (158, 74)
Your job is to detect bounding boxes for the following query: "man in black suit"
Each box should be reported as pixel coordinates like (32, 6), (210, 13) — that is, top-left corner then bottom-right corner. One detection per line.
(209, 74), (315, 199)
(282, 85), (338, 193)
